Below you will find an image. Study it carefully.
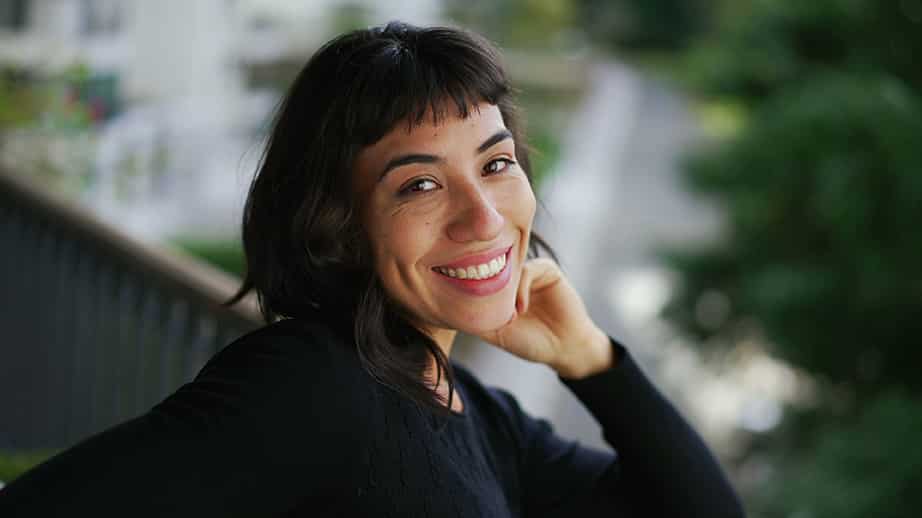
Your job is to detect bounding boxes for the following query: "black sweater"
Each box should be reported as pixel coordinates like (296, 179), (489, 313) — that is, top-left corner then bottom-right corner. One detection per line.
(0, 318), (744, 517)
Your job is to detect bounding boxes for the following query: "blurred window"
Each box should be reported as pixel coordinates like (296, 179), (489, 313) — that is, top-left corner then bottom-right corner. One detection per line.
(0, 0), (28, 31)
(80, 0), (120, 36)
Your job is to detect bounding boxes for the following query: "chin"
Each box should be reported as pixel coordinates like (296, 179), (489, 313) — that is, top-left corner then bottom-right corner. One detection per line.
(453, 300), (517, 336)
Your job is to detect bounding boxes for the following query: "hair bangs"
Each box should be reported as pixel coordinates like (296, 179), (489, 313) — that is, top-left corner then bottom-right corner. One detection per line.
(345, 24), (511, 147)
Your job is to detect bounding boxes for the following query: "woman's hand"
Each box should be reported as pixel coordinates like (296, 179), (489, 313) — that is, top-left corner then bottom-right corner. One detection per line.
(475, 258), (615, 379)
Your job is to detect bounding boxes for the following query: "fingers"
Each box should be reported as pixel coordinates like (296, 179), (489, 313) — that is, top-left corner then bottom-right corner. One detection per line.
(516, 258), (560, 314)
(528, 258), (561, 291)
(516, 264), (531, 314)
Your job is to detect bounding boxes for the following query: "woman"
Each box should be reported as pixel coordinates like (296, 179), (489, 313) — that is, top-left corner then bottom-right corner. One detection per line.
(0, 22), (744, 517)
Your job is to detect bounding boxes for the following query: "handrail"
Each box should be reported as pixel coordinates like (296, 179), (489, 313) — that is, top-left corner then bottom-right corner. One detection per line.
(0, 169), (261, 450)
(0, 170), (260, 322)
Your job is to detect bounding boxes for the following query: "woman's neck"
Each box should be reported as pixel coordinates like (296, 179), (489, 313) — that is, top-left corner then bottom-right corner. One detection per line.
(424, 328), (463, 412)
(428, 327), (458, 357)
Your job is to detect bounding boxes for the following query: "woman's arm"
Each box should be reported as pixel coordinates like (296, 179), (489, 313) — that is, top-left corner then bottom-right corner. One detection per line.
(477, 258), (744, 517)
(559, 339), (745, 517)
(494, 338), (744, 517)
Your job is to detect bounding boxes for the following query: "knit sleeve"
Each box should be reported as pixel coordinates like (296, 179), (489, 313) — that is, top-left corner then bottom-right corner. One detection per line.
(559, 338), (746, 517)
(485, 387), (616, 517)
(0, 320), (366, 517)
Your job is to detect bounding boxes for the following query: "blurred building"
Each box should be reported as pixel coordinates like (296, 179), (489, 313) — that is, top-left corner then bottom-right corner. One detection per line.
(0, 0), (440, 240)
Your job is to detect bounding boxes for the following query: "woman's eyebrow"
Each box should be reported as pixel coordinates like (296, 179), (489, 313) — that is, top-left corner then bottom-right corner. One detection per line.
(476, 129), (513, 154)
(378, 154), (442, 182)
(377, 129), (513, 183)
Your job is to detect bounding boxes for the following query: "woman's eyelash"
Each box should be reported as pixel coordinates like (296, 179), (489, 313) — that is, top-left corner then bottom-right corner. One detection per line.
(399, 178), (439, 196)
(484, 158), (516, 175)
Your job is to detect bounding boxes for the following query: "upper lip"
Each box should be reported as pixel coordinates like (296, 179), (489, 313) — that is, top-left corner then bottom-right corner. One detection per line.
(433, 245), (512, 270)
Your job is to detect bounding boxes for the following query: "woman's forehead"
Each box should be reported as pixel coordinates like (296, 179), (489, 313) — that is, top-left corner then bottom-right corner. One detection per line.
(372, 103), (505, 152)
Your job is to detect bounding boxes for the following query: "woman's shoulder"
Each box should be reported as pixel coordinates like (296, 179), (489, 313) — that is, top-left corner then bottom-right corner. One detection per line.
(197, 317), (366, 387)
(153, 318), (373, 439)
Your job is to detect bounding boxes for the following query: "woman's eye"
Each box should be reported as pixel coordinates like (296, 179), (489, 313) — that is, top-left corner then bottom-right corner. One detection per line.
(484, 158), (516, 175)
(400, 178), (439, 195)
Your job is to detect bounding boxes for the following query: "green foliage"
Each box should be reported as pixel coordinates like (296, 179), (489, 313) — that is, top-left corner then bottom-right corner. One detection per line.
(755, 392), (922, 518)
(448, 0), (712, 53)
(0, 68), (40, 128)
(445, 0), (577, 50)
(329, 2), (372, 36)
(517, 88), (575, 190)
(665, 0), (922, 393)
(666, 74), (922, 394)
(0, 64), (106, 133)
(577, 0), (712, 52)
(684, 0), (922, 105)
(526, 123), (560, 190)
(0, 450), (55, 484)
(171, 239), (246, 278)
(655, 1), (922, 515)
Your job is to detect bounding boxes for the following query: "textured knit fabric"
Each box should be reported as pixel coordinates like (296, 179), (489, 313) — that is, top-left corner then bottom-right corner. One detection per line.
(0, 318), (744, 517)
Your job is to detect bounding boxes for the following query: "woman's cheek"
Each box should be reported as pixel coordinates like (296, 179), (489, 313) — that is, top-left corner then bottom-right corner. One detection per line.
(390, 214), (437, 263)
(498, 178), (536, 221)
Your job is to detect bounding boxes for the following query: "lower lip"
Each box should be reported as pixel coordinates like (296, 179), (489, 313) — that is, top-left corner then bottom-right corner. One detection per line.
(434, 248), (513, 296)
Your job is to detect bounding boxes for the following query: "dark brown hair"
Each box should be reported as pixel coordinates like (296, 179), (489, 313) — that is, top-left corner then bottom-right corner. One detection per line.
(226, 21), (554, 414)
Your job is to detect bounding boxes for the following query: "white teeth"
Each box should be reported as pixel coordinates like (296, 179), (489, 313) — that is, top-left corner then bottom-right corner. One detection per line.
(436, 252), (508, 281)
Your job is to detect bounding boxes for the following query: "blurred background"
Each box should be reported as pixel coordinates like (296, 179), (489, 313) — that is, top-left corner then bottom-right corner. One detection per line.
(1, 1), (921, 516)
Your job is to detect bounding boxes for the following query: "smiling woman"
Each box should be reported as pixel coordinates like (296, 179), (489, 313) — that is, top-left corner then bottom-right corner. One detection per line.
(353, 103), (536, 370)
(0, 21), (744, 517)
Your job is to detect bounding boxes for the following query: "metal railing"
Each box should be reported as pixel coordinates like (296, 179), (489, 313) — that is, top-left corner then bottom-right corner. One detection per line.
(0, 170), (261, 450)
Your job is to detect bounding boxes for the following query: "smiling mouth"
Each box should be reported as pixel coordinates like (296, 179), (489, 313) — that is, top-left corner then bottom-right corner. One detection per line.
(432, 248), (511, 281)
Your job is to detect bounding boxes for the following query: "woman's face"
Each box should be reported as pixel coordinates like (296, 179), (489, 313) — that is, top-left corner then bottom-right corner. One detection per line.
(353, 102), (536, 341)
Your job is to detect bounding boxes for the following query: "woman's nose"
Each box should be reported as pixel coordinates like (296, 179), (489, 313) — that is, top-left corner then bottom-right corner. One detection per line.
(446, 184), (505, 243)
